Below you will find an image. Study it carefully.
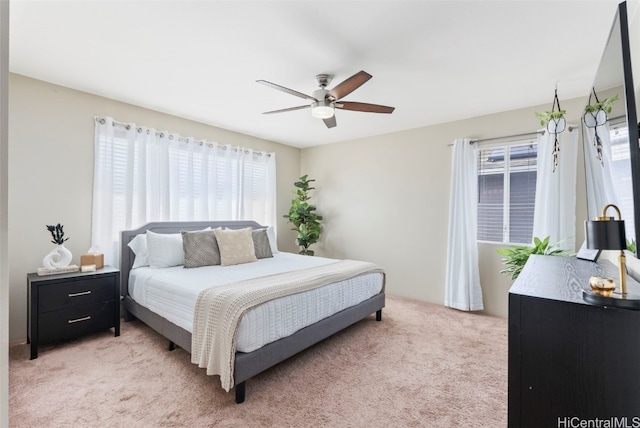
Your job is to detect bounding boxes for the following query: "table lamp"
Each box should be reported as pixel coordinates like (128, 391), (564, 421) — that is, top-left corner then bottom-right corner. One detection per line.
(584, 203), (640, 309)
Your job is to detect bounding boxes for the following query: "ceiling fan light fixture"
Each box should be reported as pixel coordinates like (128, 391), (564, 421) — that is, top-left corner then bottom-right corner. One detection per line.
(311, 100), (335, 119)
(258, 71), (394, 128)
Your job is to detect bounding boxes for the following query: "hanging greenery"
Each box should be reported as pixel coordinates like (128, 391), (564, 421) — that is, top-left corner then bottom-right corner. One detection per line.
(534, 110), (567, 127)
(535, 88), (566, 172)
(584, 93), (619, 115)
(584, 89), (619, 166)
(283, 175), (323, 256)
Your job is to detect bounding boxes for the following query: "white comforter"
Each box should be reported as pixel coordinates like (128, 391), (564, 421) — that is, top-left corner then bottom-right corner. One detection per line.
(129, 252), (384, 353)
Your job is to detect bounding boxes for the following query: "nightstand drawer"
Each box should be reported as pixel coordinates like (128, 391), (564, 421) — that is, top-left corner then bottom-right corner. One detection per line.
(38, 276), (115, 313)
(38, 301), (116, 344)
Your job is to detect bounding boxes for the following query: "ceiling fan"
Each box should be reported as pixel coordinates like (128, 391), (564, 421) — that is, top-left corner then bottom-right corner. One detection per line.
(256, 70), (395, 128)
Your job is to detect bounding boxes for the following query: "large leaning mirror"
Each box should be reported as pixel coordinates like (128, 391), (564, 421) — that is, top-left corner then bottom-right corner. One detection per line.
(584, 1), (640, 258)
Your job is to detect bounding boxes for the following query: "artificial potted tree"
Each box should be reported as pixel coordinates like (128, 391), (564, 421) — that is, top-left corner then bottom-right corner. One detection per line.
(283, 175), (323, 255)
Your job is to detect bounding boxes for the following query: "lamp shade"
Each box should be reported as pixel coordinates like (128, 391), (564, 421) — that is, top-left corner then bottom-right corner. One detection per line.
(585, 219), (626, 250)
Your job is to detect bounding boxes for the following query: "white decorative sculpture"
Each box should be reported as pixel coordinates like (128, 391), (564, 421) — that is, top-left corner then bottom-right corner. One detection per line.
(43, 223), (72, 269)
(42, 244), (72, 269)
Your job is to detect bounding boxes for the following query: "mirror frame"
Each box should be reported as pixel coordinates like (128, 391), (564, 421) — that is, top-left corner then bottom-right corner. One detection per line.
(619, 2), (640, 259)
(618, 1), (640, 258)
(588, 1), (640, 258)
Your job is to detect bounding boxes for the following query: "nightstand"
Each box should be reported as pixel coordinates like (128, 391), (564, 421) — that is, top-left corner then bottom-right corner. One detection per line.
(27, 266), (120, 359)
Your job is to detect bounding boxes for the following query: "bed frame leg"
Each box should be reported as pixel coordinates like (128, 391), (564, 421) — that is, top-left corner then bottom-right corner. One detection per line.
(122, 307), (136, 322)
(235, 381), (246, 404)
(376, 309), (382, 321)
(168, 341), (176, 351)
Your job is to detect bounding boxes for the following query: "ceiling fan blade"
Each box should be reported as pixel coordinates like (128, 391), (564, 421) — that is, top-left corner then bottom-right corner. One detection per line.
(262, 105), (310, 114)
(256, 80), (317, 102)
(323, 116), (337, 128)
(328, 70), (372, 100)
(336, 101), (395, 114)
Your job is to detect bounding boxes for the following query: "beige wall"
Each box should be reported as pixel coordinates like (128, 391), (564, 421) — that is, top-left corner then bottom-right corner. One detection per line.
(7, 74), (301, 341)
(301, 97), (589, 318)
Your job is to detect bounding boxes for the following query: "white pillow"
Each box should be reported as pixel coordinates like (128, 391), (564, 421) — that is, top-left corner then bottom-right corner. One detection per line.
(146, 230), (184, 268)
(266, 226), (279, 254)
(127, 234), (149, 269)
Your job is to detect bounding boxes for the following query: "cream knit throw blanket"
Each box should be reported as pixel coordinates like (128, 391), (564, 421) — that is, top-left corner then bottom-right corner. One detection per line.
(191, 259), (385, 391)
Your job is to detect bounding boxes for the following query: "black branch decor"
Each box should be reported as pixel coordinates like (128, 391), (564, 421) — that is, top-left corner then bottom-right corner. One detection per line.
(46, 223), (69, 245)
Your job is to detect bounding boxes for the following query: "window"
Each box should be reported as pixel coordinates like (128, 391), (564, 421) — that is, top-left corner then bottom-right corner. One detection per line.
(477, 140), (538, 244)
(92, 117), (276, 266)
(609, 124), (636, 241)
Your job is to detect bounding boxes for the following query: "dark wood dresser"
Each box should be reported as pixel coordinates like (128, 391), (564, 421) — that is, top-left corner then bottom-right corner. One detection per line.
(27, 266), (120, 359)
(508, 255), (640, 427)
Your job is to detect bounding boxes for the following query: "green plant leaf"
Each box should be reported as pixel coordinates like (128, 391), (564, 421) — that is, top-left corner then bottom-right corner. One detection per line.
(584, 94), (619, 115)
(283, 175), (322, 255)
(627, 239), (636, 253)
(497, 236), (569, 280)
(535, 110), (566, 126)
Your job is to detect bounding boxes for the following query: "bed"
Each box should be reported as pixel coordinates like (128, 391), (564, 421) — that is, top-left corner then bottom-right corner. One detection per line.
(119, 220), (385, 403)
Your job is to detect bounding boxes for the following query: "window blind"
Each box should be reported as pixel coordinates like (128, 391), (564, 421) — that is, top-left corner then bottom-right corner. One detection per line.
(477, 141), (537, 244)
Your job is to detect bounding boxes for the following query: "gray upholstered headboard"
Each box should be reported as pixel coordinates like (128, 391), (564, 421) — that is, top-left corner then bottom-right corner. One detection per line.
(119, 220), (264, 299)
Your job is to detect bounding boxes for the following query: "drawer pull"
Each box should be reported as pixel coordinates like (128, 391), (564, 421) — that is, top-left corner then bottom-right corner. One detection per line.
(68, 316), (91, 324)
(68, 290), (92, 297)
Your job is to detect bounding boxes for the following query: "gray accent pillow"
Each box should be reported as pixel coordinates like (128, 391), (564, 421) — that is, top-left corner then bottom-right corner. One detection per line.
(181, 229), (221, 268)
(252, 228), (273, 259)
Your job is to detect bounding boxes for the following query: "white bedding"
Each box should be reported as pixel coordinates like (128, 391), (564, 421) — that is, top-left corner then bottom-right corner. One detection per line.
(129, 252), (383, 353)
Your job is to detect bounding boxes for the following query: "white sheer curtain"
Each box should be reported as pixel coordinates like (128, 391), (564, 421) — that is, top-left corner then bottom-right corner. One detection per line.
(445, 138), (483, 311)
(92, 116), (276, 267)
(583, 122), (620, 220)
(532, 127), (578, 251)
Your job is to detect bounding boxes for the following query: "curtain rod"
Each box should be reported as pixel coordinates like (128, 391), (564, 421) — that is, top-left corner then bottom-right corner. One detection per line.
(447, 124), (583, 147)
(448, 114), (629, 147)
(446, 130), (544, 147)
(470, 130), (544, 144)
(95, 116), (272, 157)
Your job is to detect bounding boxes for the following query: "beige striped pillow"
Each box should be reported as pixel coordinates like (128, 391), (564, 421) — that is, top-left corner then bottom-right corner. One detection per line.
(214, 228), (258, 266)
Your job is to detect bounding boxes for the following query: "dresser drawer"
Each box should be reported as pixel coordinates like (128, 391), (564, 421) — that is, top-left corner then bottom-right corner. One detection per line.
(38, 301), (116, 344)
(38, 276), (115, 313)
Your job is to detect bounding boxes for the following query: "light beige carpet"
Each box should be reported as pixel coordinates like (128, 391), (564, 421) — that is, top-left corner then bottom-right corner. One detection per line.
(9, 295), (507, 427)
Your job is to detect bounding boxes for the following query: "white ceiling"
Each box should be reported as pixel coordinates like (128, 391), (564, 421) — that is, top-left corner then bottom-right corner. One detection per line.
(9, 0), (639, 148)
